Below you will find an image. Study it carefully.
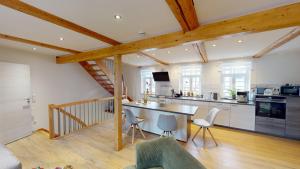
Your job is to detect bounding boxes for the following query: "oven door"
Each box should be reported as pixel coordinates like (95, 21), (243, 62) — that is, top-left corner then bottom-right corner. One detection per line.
(270, 102), (286, 119)
(256, 101), (271, 117)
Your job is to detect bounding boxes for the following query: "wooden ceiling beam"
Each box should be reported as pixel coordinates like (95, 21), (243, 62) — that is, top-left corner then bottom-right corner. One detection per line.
(0, 33), (81, 54)
(193, 42), (208, 63)
(0, 0), (120, 45)
(166, 0), (208, 63)
(56, 2), (300, 64)
(0, 0), (169, 65)
(137, 52), (169, 65)
(253, 27), (300, 58)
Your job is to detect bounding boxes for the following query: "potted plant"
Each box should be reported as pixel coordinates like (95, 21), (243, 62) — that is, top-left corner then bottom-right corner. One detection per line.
(228, 88), (237, 100)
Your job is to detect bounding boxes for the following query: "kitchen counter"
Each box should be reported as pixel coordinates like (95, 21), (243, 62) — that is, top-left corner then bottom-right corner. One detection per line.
(123, 101), (198, 116)
(149, 95), (255, 105)
(123, 101), (197, 142)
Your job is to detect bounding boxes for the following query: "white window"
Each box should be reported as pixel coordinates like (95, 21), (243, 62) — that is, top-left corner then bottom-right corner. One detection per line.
(180, 65), (202, 95)
(220, 62), (251, 98)
(140, 69), (155, 94)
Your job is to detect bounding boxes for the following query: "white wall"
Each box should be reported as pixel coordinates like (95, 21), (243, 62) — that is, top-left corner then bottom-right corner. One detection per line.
(0, 46), (110, 130)
(123, 63), (140, 100)
(125, 49), (300, 98)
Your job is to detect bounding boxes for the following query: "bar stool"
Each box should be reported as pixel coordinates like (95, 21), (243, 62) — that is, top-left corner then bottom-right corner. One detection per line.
(192, 108), (220, 146)
(124, 109), (146, 144)
(157, 114), (177, 137)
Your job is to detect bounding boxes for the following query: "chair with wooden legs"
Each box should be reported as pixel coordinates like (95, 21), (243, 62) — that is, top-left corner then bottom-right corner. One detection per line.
(192, 108), (220, 146)
(124, 109), (146, 144)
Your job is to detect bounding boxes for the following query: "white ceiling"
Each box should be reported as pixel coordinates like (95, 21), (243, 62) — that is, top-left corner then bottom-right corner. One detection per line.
(194, 0), (300, 24)
(0, 0), (299, 66)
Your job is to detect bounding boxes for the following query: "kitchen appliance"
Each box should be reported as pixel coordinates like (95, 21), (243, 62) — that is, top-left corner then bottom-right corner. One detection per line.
(255, 95), (286, 136)
(152, 72), (170, 81)
(280, 85), (300, 96)
(256, 87), (267, 95)
(263, 88), (273, 96)
(212, 93), (218, 100)
(237, 91), (249, 103)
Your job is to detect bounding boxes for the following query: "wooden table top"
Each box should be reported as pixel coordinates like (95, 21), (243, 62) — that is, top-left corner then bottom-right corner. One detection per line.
(123, 101), (198, 116)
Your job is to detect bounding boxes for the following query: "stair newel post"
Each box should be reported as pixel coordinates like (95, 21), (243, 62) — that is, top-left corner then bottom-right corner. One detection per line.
(48, 104), (55, 139)
(114, 54), (123, 151)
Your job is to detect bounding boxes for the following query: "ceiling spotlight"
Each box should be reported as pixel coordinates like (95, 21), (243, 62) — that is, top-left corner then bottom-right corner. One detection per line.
(59, 37), (64, 41)
(212, 44), (216, 47)
(237, 40), (243, 43)
(32, 47), (37, 50)
(185, 48), (189, 51)
(167, 51), (171, 54)
(114, 15), (122, 20)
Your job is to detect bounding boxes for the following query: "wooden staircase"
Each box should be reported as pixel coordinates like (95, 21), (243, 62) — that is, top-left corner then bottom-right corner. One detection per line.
(79, 59), (132, 101)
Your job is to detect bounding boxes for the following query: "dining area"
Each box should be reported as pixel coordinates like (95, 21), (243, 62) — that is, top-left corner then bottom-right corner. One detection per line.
(122, 99), (220, 146)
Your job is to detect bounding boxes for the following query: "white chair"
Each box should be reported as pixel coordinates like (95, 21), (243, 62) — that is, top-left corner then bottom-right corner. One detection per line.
(192, 108), (220, 146)
(124, 109), (146, 144)
(157, 114), (177, 137)
(122, 99), (130, 124)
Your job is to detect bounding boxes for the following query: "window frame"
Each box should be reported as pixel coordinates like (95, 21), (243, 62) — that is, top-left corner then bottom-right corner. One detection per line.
(140, 68), (156, 94)
(220, 62), (252, 98)
(180, 64), (202, 95)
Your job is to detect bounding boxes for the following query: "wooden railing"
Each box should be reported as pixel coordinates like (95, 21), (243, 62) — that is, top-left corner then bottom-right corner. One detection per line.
(48, 97), (114, 139)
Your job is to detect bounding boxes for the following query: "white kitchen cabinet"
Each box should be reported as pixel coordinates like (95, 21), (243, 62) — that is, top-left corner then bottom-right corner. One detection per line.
(165, 99), (172, 104)
(230, 104), (255, 131)
(189, 101), (209, 120)
(209, 102), (231, 126)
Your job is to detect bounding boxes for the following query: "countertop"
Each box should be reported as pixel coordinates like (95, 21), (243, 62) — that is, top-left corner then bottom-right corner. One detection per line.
(149, 95), (255, 105)
(123, 101), (199, 116)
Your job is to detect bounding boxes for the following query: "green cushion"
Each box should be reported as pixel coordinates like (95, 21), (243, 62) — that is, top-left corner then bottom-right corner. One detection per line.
(124, 165), (163, 169)
(125, 137), (206, 169)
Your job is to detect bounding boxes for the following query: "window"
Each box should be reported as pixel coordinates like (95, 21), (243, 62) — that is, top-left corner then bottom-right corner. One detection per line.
(221, 62), (251, 98)
(180, 65), (201, 95)
(140, 69), (155, 94)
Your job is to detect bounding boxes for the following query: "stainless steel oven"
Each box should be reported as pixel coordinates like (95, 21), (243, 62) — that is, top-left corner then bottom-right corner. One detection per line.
(255, 95), (286, 136)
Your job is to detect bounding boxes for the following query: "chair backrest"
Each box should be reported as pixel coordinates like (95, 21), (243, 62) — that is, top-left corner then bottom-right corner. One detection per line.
(204, 108), (220, 126)
(124, 109), (136, 124)
(157, 114), (177, 131)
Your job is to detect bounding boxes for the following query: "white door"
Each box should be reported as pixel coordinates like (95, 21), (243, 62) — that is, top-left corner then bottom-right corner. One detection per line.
(0, 62), (32, 144)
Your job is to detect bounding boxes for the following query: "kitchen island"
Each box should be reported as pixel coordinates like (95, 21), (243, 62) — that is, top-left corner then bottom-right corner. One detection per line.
(123, 101), (198, 142)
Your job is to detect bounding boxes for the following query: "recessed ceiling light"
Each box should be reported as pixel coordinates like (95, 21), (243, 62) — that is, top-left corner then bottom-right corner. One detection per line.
(59, 37), (64, 41)
(167, 51), (171, 54)
(212, 44), (216, 47)
(137, 55), (140, 58)
(32, 47), (36, 50)
(185, 48), (189, 51)
(237, 40), (243, 43)
(114, 15), (122, 20)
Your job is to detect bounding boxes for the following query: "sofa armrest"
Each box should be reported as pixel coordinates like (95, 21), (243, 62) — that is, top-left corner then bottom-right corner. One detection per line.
(0, 144), (22, 169)
(136, 139), (164, 169)
(162, 139), (206, 169)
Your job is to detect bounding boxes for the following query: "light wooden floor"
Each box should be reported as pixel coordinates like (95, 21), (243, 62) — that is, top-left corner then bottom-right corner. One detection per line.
(7, 121), (300, 169)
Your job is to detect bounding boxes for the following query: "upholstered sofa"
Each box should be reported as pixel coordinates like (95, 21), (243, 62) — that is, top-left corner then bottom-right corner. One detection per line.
(125, 137), (206, 169)
(0, 144), (22, 169)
